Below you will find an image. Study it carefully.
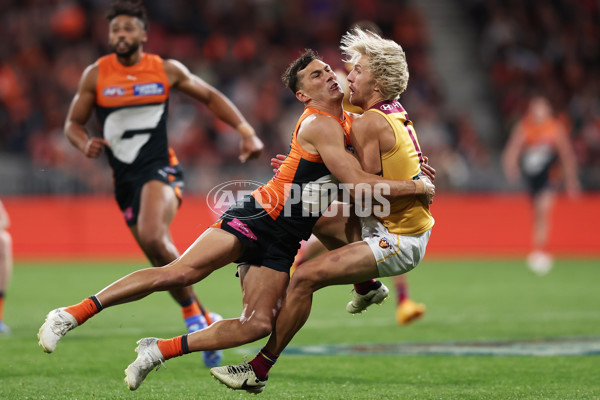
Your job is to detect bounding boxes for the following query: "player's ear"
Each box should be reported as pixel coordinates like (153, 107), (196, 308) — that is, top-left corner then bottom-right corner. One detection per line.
(296, 90), (310, 104)
(138, 19), (148, 44)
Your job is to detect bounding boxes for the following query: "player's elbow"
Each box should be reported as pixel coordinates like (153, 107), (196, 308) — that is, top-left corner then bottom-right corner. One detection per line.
(333, 173), (360, 199)
(63, 120), (74, 138)
(64, 120), (82, 144)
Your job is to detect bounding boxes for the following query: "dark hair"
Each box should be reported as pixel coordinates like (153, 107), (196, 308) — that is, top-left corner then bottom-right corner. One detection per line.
(106, 0), (149, 31)
(282, 49), (322, 93)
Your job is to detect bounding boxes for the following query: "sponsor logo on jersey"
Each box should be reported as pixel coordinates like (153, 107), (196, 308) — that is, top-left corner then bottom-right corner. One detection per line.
(380, 100), (401, 111)
(378, 238), (391, 249)
(103, 86), (126, 97)
(134, 82), (165, 96)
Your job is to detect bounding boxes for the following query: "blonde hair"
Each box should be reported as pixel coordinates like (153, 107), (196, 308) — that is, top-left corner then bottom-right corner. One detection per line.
(340, 27), (409, 100)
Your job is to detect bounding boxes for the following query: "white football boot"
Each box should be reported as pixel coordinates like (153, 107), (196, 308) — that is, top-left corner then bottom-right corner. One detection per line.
(527, 251), (553, 276)
(211, 361), (267, 394)
(124, 337), (166, 390)
(346, 281), (390, 314)
(38, 308), (78, 353)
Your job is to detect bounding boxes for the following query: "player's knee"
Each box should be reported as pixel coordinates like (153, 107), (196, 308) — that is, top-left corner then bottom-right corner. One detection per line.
(240, 315), (273, 340)
(138, 231), (174, 264)
(137, 231), (164, 252)
(288, 267), (319, 295)
(153, 265), (194, 289)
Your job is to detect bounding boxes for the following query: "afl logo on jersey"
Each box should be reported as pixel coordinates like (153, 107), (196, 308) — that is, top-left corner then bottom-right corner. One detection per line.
(134, 82), (165, 96)
(103, 86), (125, 97)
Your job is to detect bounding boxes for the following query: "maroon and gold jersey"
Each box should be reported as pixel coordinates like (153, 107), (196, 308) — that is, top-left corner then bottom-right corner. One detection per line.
(367, 100), (434, 235)
(251, 106), (353, 239)
(95, 53), (176, 184)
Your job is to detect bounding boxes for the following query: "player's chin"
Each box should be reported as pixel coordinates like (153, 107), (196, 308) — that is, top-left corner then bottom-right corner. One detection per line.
(114, 44), (137, 58)
(115, 48), (131, 56)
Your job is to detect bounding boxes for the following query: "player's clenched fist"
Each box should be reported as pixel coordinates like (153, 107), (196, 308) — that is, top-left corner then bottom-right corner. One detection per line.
(83, 138), (110, 158)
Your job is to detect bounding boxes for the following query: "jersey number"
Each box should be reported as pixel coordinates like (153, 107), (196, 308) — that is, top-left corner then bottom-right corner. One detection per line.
(103, 104), (165, 164)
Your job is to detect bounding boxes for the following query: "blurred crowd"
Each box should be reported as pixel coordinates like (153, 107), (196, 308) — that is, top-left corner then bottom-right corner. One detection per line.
(0, 0), (598, 194)
(465, 0), (600, 189)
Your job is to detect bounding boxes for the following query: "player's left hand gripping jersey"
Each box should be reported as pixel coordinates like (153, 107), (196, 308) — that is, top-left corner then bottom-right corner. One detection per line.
(252, 107), (353, 240)
(95, 53), (175, 183)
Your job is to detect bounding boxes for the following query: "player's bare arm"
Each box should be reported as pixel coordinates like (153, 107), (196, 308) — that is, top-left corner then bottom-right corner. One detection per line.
(502, 122), (525, 184)
(164, 59), (263, 162)
(271, 135), (435, 180)
(349, 111), (390, 174)
(64, 63), (110, 158)
(299, 115), (434, 202)
(352, 112), (436, 182)
(350, 111), (434, 206)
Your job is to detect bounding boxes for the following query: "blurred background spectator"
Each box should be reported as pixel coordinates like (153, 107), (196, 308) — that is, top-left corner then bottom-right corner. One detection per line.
(0, 0), (598, 195)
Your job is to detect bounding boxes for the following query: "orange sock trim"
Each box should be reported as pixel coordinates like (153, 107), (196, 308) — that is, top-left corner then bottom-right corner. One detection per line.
(157, 336), (183, 360)
(64, 298), (99, 325)
(0, 297), (4, 320)
(181, 302), (201, 319)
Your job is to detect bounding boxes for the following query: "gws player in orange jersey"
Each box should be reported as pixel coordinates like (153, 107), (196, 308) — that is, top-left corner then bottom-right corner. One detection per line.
(38, 46), (434, 391)
(61, 1), (263, 367)
(503, 95), (580, 275)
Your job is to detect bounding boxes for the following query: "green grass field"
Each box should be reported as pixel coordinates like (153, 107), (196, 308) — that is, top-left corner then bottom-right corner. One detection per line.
(1, 258), (599, 399)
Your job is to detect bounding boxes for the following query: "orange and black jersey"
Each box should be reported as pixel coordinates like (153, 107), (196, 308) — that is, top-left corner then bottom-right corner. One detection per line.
(95, 53), (176, 184)
(251, 107), (353, 240)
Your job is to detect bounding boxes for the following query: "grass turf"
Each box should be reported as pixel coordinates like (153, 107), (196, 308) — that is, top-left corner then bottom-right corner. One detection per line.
(1, 258), (599, 399)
